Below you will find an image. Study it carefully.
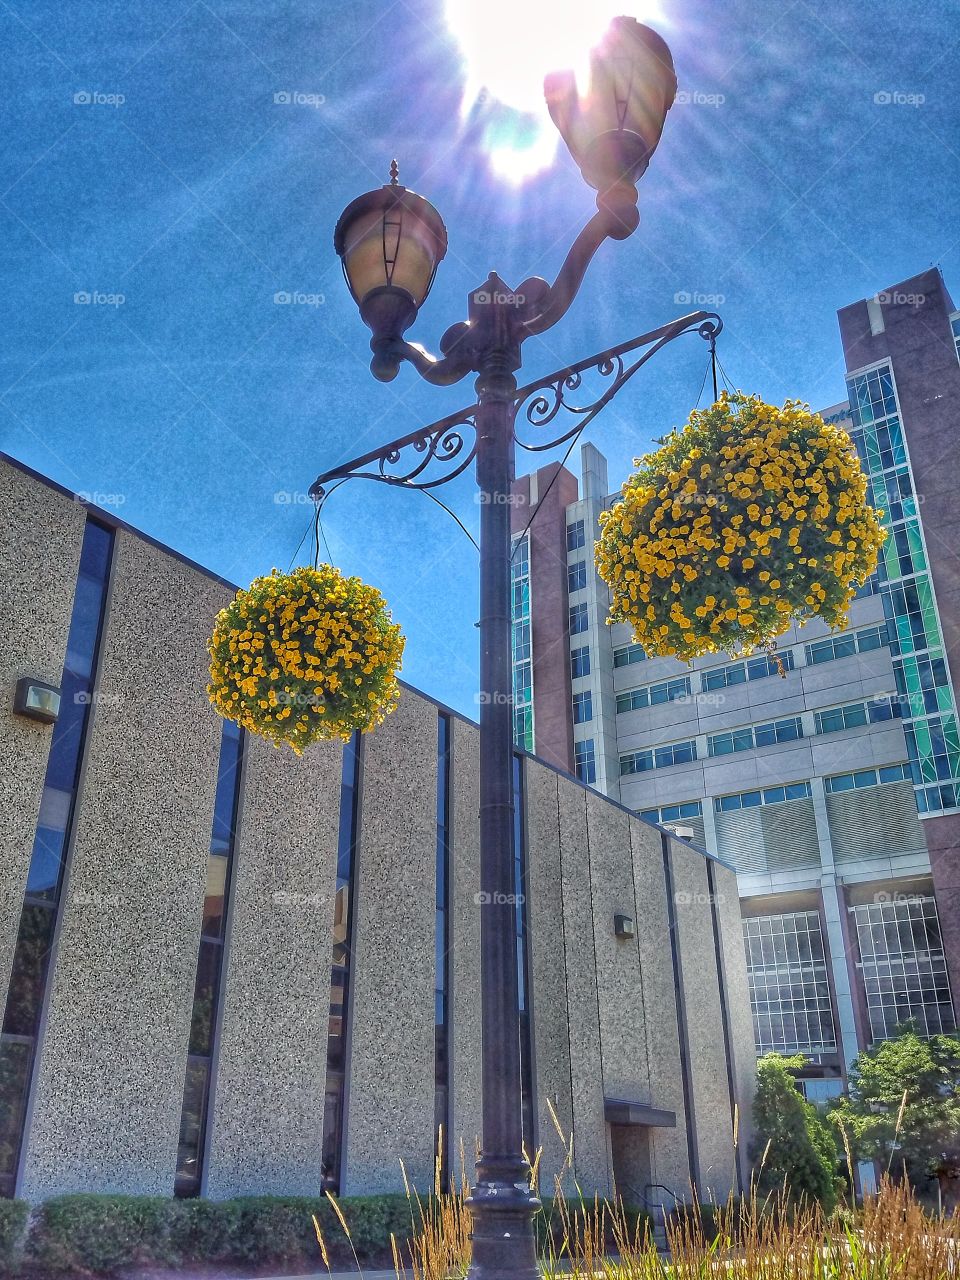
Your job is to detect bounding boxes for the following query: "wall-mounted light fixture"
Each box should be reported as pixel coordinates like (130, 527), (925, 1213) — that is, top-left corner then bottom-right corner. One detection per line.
(614, 914), (635, 939)
(14, 677), (61, 724)
(664, 824), (695, 842)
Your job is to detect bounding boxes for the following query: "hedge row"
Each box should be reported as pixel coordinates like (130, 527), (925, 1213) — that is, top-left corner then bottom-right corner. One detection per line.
(667, 1198), (744, 1243)
(3, 1192), (414, 1276)
(3, 1192), (657, 1276)
(535, 1197), (653, 1252)
(0, 1198), (30, 1271)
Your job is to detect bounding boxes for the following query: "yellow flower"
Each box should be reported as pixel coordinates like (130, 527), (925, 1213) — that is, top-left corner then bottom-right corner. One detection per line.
(595, 392), (883, 662)
(208, 565), (404, 751)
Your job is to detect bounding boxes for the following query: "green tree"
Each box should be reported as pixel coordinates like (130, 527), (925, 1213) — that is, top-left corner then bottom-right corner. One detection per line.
(829, 1025), (960, 1189)
(750, 1053), (840, 1210)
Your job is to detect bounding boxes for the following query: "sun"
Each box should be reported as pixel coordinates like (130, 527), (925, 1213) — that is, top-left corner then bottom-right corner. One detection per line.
(444, 0), (667, 182)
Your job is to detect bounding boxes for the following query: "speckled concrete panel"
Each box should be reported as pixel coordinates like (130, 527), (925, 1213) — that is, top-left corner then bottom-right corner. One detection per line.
(556, 779), (609, 1196)
(342, 691), (437, 1196)
(713, 862), (756, 1173)
(0, 461), (86, 999)
(204, 732), (343, 1198)
(670, 842), (737, 1199)
(628, 821), (690, 1198)
(450, 716), (482, 1177)
(21, 531), (228, 1199)
(585, 793), (650, 1106)
(523, 759), (571, 1192)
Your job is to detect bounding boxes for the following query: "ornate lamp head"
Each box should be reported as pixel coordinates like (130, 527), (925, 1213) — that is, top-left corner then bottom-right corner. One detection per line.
(545, 18), (677, 232)
(334, 161), (448, 365)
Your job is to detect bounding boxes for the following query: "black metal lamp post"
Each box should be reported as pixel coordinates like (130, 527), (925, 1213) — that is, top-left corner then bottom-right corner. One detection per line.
(313, 19), (720, 1280)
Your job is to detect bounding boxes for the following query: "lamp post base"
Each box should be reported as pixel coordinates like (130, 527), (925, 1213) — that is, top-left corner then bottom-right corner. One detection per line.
(466, 1175), (541, 1280)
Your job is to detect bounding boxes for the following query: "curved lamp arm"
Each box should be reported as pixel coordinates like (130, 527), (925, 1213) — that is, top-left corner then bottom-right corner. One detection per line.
(369, 335), (472, 386)
(371, 193), (639, 383)
(520, 198), (637, 339)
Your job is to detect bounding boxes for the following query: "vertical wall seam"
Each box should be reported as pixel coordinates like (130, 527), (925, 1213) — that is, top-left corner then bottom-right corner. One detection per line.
(816, 890), (850, 1083)
(661, 836), (701, 1198)
(627, 822), (653, 1106)
(555, 772), (575, 1175)
(434, 712), (452, 1184)
(10, 518), (115, 1198)
(188, 724), (246, 1198)
(326, 732), (364, 1194)
(199, 733), (247, 1196)
(705, 860), (742, 1195)
(583, 788), (604, 1131)
(515, 754), (537, 1155)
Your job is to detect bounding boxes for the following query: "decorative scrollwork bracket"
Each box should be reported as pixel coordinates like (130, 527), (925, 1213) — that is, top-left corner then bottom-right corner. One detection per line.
(513, 311), (722, 454)
(309, 406), (479, 504)
(308, 311), (721, 509)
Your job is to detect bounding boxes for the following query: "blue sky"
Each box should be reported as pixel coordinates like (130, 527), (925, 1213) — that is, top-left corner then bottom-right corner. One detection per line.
(1, 0), (957, 718)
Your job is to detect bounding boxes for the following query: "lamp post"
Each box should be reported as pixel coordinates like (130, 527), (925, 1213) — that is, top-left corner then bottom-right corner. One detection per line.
(313, 19), (720, 1280)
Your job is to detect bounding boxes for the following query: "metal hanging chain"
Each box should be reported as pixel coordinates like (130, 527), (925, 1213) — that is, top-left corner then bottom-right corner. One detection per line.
(313, 503), (323, 569)
(417, 488), (480, 552)
(509, 422), (590, 563)
(511, 324), (727, 563)
(312, 477), (479, 556)
(285, 483), (344, 573)
(715, 351), (736, 395)
(286, 511), (316, 572)
(694, 348), (712, 409)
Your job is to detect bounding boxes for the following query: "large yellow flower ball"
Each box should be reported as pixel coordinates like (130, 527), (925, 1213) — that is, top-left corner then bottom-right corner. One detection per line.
(208, 565), (404, 753)
(595, 392), (886, 661)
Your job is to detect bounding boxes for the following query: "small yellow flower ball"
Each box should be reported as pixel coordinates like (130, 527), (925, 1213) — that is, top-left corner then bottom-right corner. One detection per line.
(595, 392), (885, 662)
(207, 565), (405, 753)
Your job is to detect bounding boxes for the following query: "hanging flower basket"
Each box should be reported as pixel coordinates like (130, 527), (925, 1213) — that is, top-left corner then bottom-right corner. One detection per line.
(207, 565), (404, 753)
(596, 392), (886, 662)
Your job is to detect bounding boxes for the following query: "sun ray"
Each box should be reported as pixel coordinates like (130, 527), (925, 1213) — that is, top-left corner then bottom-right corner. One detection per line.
(444, 1), (668, 182)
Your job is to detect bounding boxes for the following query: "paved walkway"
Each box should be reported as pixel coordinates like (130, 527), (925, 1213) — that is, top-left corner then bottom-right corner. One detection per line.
(232, 1272), (398, 1280)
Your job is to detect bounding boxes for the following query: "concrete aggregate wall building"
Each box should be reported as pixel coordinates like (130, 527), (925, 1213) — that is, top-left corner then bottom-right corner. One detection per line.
(204, 733), (343, 1198)
(0, 466), (86, 1001)
(449, 717), (483, 1165)
(21, 532), (228, 1199)
(0, 455), (752, 1209)
(342, 693), (438, 1196)
(513, 272), (960, 1098)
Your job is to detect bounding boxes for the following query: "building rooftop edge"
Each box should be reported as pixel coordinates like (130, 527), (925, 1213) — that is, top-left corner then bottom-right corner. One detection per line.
(0, 450), (732, 872)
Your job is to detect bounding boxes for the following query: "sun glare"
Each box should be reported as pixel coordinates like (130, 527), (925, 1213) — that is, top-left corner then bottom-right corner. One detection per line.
(444, 0), (666, 183)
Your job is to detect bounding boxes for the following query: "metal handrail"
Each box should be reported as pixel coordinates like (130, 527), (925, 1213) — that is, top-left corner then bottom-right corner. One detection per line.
(643, 1182), (685, 1209)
